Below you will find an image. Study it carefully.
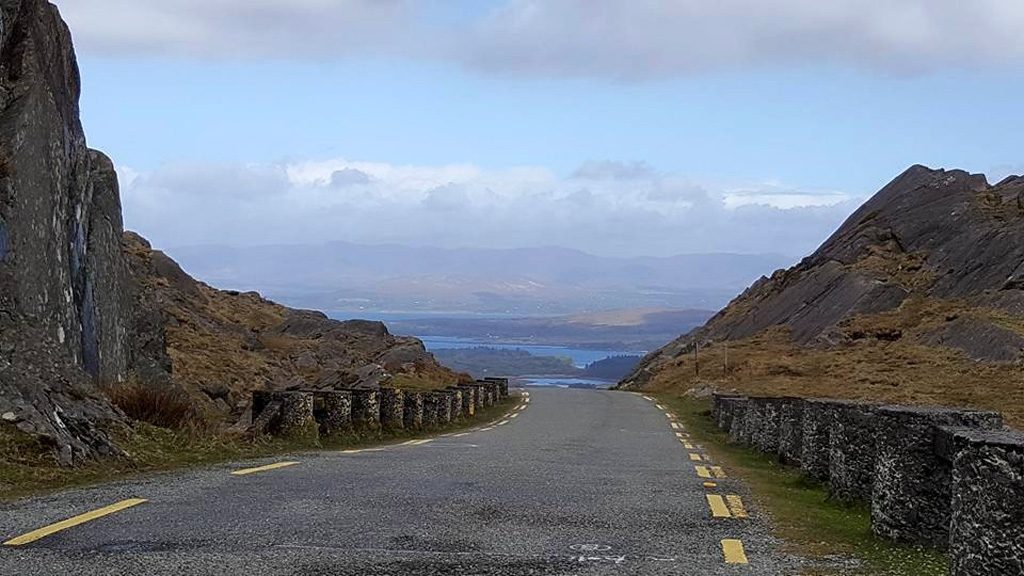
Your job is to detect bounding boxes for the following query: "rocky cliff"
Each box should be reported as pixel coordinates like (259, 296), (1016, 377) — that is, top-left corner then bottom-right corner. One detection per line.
(0, 0), (462, 464)
(620, 166), (1024, 426)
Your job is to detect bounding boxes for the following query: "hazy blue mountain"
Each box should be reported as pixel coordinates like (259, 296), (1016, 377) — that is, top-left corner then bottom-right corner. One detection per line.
(165, 242), (793, 315)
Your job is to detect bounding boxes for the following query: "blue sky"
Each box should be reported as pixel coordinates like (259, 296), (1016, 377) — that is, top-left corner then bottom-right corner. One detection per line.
(54, 1), (1024, 258)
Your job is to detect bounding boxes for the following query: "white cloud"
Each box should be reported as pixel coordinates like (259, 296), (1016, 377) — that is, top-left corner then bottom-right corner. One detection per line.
(52, 0), (1024, 78)
(118, 157), (860, 257)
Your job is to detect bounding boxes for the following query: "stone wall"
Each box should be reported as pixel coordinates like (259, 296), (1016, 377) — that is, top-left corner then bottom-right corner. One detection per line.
(379, 388), (404, 430)
(777, 398), (804, 465)
(455, 386), (476, 417)
(871, 406), (1002, 547)
(343, 388), (381, 431)
(948, 428), (1024, 576)
(709, 390), (1020, 570)
(403, 391), (424, 430)
(828, 401), (879, 503)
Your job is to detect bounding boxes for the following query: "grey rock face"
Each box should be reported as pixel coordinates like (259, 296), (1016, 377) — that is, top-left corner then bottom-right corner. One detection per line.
(621, 165), (1024, 390)
(949, 429), (1024, 576)
(871, 405), (1003, 546)
(0, 0), (132, 463)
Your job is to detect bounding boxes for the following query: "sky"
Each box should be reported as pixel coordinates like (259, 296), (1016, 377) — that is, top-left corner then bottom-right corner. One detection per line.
(52, 0), (1024, 258)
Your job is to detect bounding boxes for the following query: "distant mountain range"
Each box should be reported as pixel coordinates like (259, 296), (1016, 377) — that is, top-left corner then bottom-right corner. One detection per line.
(164, 242), (793, 315)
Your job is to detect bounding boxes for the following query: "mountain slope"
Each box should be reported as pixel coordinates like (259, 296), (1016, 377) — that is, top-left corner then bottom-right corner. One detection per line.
(619, 166), (1024, 426)
(0, 0), (461, 464)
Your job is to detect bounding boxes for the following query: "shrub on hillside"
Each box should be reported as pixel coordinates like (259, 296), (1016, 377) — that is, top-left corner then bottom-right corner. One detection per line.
(103, 382), (201, 430)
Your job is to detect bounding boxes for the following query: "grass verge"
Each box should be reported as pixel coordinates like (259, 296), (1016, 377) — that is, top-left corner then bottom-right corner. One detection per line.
(0, 396), (520, 502)
(656, 392), (948, 576)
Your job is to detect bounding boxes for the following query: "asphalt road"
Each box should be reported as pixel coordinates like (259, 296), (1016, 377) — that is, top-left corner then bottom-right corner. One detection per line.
(0, 388), (796, 575)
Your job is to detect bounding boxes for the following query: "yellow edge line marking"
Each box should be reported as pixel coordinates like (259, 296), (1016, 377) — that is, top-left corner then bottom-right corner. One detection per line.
(479, 426), (495, 431)
(510, 413), (519, 419)
(683, 442), (695, 449)
(655, 404), (665, 409)
(452, 432), (469, 437)
(231, 461), (299, 476)
(688, 453), (702, 462)
(642, 395), (654, 401)
(703, 481), (718, 488)
(707, 495), (732, 518)
(4, 498), (148, 546)
(722, 539), (749, 564)
(695, 465), (711, 479)
(727, 495), (748, 518)
(410, 439), (433, 445)
(671, 423), (681, 429)
(711, 466), (727, 479)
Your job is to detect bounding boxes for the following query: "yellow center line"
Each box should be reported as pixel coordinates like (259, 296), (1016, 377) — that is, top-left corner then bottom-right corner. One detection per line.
(231, 461), (300, 476)
(711, 466), (727, 479)
(726, 495), (748, 518)
(695, 465), (711, 478)
(706, 495), (732, 518)
(4, 499), (148, 546)
(688, 453), (703, 462)
(722, 539), (749, 564)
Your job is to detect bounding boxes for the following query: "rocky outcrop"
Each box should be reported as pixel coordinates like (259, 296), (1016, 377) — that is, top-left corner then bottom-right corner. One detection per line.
(621, 165), (1024, 398)
(0, 0), (130, 464)
(0, 1), (466, 464)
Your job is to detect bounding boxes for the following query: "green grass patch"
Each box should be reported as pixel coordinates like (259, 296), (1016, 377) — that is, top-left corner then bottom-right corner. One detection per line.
(656, 393), (948, 576)
(0, 396), (520, 502)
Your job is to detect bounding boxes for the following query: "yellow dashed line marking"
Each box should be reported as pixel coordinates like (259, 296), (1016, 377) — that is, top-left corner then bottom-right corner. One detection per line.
(655, 404), (666, 409)
(671, 423), (682, 430)
(231, 461), (299, 476)
(452, 432), (469, 437)
(4, 498), (148, 546)
(695, 466), (711, 478)
(340, 448), (385, 454)
(722, 539), (749, 564)
(409, 439), (433, 445)
(726, 495), (748, 518)
(703, 481), (718, 488)
(711, 466), (727, 479)
(706, 495), (732, 518)
(688, 453), (703, 462)
(683, 442), (695, 449)
(510, 413), (519, 419)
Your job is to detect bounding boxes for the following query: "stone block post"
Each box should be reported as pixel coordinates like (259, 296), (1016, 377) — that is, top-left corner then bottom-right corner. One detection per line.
(717, 396), (746, 433)
(800, 398), (839, 482)
(827, 401), (879, 503)
(276, 391), (317, 439)
(456, 386), (476, 417)
(445, 388), (465, 420)
(379, 388), (405, 431)
(342, 388), (381, 431)
(309, 389), (352, 438)
(421, 393), (440, 429)
(871, 405), (1002, 546)
(727, 398), (751, 445)
(777, 398), (804, 465)
(748, 397), (785, 454)
(403, 391), (424, 430)
(948, 428), (1024, 576)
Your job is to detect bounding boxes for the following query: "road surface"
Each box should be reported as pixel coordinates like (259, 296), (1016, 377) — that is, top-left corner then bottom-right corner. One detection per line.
(0, 387), (795, 575)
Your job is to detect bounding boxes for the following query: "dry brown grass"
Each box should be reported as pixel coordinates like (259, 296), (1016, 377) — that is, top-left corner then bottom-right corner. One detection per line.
(102, 382), (202, 430)
(643, 299), (1024, 428)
